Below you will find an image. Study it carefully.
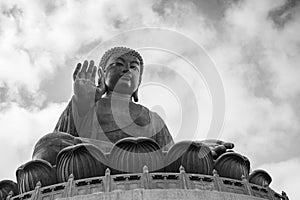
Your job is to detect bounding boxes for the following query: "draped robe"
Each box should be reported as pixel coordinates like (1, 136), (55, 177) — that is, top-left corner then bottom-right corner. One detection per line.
(54, 96), (174, 152)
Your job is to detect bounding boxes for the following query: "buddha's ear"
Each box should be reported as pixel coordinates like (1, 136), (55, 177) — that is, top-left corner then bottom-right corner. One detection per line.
(97, 67), (107, 90)
(97, 79), (108, 95)
(97, 67), (105, 79)
(132, 89), (139, 102)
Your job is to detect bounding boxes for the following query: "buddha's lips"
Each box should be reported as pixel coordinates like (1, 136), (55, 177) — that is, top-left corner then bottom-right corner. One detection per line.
(120, 74), (132, 80)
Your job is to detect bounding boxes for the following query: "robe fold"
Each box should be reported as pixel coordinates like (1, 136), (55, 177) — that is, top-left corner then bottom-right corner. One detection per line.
(54, 97), (174, 152)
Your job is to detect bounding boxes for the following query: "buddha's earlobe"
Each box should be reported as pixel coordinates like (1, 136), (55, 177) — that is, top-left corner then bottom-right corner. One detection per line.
(95, 88), (102, 102)
(97, 77), (108, 93)
(132, 89), (139, 102)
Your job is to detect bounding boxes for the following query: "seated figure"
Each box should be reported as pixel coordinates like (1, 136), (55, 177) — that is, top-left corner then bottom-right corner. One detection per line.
(53, 47), (174, 152)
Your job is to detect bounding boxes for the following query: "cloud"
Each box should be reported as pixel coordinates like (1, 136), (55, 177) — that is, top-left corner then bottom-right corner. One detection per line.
(268, 0), (300, 27)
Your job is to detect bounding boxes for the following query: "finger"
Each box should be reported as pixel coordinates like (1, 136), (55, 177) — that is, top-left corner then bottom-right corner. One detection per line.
(79, 60), (88, 79)
(87, 60), (94, 73)
(73, 63), (81, 81)
(86, 60), (94, 80)
(91, 66), (97, 83)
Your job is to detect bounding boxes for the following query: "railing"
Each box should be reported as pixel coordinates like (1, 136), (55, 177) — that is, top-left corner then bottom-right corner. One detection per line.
(8, 167), (283, 200)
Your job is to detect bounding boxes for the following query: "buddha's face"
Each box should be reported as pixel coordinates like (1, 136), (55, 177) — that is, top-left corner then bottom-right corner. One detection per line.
(103, 54), (141, 95)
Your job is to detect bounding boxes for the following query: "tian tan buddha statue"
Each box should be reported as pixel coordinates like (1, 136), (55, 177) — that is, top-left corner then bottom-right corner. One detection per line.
(33, 47), (175, 164)
(9, 47), (285, 199)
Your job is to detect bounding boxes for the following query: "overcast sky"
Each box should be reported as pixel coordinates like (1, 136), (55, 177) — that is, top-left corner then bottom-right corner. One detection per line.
(0, 0), (300, 199)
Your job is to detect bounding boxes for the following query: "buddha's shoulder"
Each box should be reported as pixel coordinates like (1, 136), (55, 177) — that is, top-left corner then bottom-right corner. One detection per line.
(95, 98), (149, 111)
(95, 98), (151, 117)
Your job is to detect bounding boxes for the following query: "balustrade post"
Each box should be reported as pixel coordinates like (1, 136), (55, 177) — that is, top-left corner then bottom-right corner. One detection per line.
(242, 175), (253, 196)
(104, 168), (111, 192)
(32, 181), (41, 200)
(64, 174), (74, 197)
(142, 166), (151, 189)
(179, 166), (188, 189)
(213, 169), (222, 192)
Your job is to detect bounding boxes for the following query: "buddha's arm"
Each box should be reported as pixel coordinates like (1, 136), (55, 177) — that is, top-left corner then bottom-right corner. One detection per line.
(157, 124), (175, 151)
(151, 112), (175, 151)
(54, 60), (105, 136)
(54, 100), (77, 135)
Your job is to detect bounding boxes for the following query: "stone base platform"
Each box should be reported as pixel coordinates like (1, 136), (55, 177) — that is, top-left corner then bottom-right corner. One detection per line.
(59, 189), (267, 200)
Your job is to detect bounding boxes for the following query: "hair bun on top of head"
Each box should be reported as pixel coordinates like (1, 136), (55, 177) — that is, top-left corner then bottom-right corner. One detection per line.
(99, 47), (144, 74)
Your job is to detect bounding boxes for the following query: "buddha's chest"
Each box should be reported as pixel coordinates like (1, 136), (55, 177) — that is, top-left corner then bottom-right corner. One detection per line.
(95, 99), (151, 134)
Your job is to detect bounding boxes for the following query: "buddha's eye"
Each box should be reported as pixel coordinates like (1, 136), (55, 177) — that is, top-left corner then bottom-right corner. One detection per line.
(109, 63), (115, 67)
(130, 66), (137, 70)
(130, 64), (139, 71)
(116, 62), (124, 66)
(108, 62), (124, 69)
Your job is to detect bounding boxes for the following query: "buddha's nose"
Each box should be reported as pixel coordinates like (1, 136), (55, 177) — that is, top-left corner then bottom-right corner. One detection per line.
(122, 67), (129, 73)
(122, 63), (130, 72)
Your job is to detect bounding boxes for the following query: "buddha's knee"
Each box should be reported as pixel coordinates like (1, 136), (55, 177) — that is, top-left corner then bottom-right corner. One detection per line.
(32, 132), (81, 165)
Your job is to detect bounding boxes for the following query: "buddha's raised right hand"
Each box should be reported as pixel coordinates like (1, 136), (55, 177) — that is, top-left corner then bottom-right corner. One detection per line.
(73, 60), (104, 116)
(73, 60), (98, 98)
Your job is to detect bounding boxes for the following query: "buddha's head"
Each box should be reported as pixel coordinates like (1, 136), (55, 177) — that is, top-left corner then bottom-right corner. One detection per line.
(99, 47), (144, 102)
